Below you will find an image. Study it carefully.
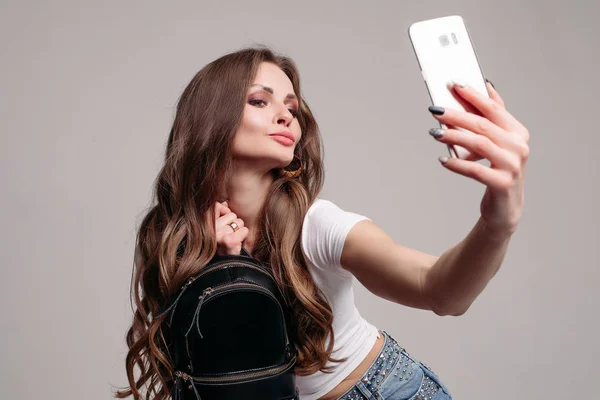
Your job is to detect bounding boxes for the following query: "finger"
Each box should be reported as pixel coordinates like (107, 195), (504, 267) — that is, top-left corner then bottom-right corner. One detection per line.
(445, 82), (482, 117)
(226, 218), (245, 232)
(217, 203), (231, 217)
(443, 123), (484, 162)
(430, 127), (517, 170)
(449, 81), (522, 133)
(439, 156), (512, 190)
(484, 83), (529, 147)
(430, 106), (518, 151)
(230, 226), (249, 242)
(215, 201), (231, 218)
(215, 212), (237, 241)
(219, 227), (250, 255)
(216, 212), (238, 231)
(219, 204), (230, 216)
(216, 217), (244, 241)
(485, 80), (505, 108)
(441, 82), (485, 162)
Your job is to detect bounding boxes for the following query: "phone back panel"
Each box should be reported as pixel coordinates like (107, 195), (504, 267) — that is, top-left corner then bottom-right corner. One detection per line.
(409, 15), (489, 158)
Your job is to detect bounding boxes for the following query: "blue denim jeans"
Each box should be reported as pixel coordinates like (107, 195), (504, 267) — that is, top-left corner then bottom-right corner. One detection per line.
(335, 330), (452, 400)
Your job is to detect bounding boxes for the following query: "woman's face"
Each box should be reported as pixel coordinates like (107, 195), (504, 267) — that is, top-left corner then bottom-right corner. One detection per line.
(232, 62), (302, 171)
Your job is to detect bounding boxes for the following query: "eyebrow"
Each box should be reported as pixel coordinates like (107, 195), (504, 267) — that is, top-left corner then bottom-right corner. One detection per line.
(250, 84), (298, 101)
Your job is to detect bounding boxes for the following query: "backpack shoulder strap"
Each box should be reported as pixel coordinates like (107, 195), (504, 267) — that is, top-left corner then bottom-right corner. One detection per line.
(240, 246), (252, 258)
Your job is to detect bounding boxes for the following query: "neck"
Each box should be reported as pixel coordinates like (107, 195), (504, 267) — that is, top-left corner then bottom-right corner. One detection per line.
(219, 167), (273, 251)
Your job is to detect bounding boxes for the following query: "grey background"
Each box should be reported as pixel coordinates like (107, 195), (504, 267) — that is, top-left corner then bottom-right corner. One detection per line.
(1, 0), (598, 398)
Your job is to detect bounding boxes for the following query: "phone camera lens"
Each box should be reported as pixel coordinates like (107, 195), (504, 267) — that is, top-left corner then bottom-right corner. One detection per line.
(439, 34), (450, 47)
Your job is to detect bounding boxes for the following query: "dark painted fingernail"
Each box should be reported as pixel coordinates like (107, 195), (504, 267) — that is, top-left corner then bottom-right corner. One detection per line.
(429, 128), (444, 139)
(428, 106), (445, 115)
(485, 78), (495, 89)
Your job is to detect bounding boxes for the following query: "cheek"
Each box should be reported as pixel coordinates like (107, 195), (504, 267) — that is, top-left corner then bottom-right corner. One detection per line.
(292, 120), (302, 139)
(240, 106), (267, 131)
(233, 109), (266, 151)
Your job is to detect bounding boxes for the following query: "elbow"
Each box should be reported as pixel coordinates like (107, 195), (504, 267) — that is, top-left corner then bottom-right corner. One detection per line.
(424, 273), (470, 317)
(447, 306), (469, 317)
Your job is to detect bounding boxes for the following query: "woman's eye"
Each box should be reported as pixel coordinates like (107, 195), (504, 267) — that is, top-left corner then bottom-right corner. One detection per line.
(249, 99), (266, 107)
(249, 99), (299, 118)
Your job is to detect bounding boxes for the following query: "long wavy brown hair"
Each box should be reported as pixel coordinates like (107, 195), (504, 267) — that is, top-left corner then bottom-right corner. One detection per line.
(113, 45), (347, 399)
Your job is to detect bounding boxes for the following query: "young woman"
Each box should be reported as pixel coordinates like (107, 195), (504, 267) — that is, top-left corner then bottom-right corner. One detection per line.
(116, 46), (529, 400)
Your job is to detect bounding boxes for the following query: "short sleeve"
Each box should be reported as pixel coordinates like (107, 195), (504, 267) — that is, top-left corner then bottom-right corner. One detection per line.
(301, 199), (371, 275)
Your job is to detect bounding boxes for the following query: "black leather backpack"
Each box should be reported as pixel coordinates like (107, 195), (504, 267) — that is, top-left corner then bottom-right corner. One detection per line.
(156, 248), (299, 400)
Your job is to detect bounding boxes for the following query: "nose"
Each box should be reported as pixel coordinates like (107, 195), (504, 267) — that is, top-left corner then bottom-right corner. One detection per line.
(273, 102), (294, 126)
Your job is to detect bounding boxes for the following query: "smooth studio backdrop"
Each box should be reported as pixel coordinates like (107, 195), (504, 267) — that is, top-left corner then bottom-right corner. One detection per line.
(1, 1), (598, 399)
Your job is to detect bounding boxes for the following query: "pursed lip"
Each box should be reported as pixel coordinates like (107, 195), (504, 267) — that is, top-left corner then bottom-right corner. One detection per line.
(269, 131), (295, 143)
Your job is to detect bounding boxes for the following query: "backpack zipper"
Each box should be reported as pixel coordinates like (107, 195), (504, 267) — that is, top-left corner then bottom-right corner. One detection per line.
(193, 260), (271, 285)
(174, 353), (296, 385)
(185, 281), (290, 348)
(162, 276), (197, 325)
(157, 259), (276, 321)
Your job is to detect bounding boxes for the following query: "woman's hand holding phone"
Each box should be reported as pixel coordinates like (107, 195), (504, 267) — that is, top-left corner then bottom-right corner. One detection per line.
(428, 80), (530, 236)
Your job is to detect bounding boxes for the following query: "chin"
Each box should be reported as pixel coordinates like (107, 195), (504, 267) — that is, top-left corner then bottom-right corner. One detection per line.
(282, 153), (296, 166)
(270, 148), (295, 166)
(273, 159), (292, 170)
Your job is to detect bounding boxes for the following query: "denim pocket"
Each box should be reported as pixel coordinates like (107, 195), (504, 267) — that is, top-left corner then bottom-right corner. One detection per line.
(420, 366), (452, 398)
(373, 351), (424, 400)
(405, 371), (446, 400)
(401, 349), (451, 398)
(353, 331), (452, 400)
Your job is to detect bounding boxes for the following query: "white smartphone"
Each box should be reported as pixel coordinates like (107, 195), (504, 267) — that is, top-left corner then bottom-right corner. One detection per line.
(408, 15), (490, 159)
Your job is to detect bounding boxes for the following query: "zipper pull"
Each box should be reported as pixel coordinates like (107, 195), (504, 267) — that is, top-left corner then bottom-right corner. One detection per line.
(183, 277), (195, 289)
(175, 370), (190, 380)
(188, 377), (202, 400)
(195, 288), (213, 338)
(176, 371), (202, 400)
(161, 277), (196, 326)
(185, 287), (213, 339)
(173, 371), (182, 400)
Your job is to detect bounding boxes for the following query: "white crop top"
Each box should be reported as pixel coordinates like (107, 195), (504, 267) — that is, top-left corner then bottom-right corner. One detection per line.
(295, 199), (381, 400)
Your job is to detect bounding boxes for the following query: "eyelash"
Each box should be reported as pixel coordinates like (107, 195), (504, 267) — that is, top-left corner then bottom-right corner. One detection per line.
(248, 99), (299, 118)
